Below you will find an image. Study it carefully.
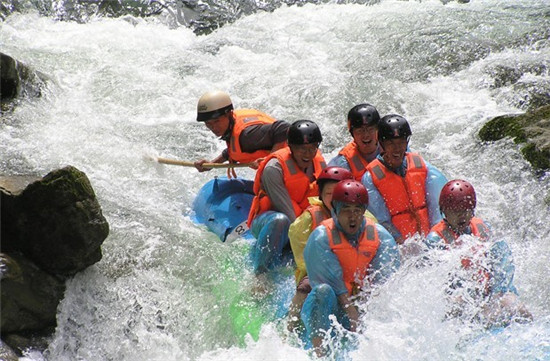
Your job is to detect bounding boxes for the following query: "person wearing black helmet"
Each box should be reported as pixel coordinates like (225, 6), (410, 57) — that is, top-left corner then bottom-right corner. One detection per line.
(193, 91), (289, 175)
(361, 114), (448, 245)
(329, 104), (382, 181)
(246, 120), (327, 274)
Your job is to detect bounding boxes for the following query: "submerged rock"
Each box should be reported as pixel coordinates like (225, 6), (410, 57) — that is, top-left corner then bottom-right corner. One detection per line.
(479, 105), (550, 170)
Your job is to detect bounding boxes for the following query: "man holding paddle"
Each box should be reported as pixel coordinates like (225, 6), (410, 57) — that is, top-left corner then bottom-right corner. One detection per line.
(193, 91), (289, 176)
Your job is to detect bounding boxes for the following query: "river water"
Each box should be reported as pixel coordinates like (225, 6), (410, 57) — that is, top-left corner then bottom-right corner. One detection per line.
(1, 0), (550, 360)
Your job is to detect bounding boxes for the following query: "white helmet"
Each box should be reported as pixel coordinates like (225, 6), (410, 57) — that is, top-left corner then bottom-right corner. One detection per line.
(196, 91), (233, 122)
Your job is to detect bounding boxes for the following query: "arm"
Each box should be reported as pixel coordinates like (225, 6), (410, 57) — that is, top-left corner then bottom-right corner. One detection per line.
(240, 120), (289, 169)
(327, 154), (352, 171)
(424, 231), (445, 250)
(424, 161), (448, 227)
(489, 240), (518, 295)
(194, 151), (228, 172)
(261, 159), (297, 222)
(304, 226), (348, 296)
(361, 171), (402, 241)
(368, 224), (400, 285)
(289, 211), (314, 284)
(337, 293), (359, 332)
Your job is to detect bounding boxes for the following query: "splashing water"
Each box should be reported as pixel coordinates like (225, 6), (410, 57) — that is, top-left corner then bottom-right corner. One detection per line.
(1, 0), (549, 360)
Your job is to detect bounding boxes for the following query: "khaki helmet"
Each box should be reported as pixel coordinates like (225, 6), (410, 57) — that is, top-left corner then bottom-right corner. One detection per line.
(196, 91), (234, 122)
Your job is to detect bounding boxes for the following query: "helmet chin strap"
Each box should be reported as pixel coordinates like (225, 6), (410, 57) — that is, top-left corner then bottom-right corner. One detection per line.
(219, 111), (234, 141)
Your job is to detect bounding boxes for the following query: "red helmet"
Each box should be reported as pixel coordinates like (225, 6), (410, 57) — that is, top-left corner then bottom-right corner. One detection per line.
(439, 179), (477, 211)
(317, 166), (353, 187)
(332, 180), (369, 205)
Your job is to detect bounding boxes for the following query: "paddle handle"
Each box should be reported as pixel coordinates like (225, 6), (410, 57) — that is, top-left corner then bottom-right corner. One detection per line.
(155, 157), (254, 169)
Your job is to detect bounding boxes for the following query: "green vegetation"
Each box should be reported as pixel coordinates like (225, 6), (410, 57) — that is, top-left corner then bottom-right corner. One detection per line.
(479, 105), (550, 170)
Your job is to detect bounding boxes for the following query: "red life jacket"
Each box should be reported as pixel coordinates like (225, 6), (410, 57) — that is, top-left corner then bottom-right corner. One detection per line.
(247, 147), (326, 225)
(227, 109), (280, 163)
(323, 218), (380, 296)
(366, 153), (430, 239)
(338, 141), (371, 181)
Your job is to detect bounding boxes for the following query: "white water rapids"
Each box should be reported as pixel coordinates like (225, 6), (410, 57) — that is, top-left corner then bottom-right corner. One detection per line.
(1, 0), (549, 360)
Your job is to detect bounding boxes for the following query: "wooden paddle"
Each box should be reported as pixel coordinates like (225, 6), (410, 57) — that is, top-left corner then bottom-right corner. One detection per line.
(153, 156), (254, 169)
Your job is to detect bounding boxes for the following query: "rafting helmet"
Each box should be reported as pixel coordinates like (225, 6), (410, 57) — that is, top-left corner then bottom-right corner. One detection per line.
(347, 103), (381, 133)
(317, 166), (354, 191)
(332, 180), (369, 206)
(439, 179), (477, 211)
(196, 91), (233, 122)
(287, 120), (323, 145)
(377, 114), (412, 143)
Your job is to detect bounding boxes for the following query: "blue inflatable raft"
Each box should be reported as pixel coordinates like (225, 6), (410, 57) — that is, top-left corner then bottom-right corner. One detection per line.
(191, 176), (255, 243)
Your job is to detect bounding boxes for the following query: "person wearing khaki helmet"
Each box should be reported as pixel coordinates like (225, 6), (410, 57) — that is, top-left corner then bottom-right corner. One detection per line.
(194, 91), (289, 176)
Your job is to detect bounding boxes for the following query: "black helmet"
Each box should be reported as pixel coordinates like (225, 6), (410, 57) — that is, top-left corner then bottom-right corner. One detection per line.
(287, 120), (323, 145)
(347, 103), (380, 133)
(378, 114), (412, 142)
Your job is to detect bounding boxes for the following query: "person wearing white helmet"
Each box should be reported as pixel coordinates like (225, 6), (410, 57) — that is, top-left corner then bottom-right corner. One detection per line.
(194, 91), (289, 174)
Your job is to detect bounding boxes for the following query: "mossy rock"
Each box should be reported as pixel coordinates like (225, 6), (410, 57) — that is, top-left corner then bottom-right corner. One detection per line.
(479, 105), (550, 170)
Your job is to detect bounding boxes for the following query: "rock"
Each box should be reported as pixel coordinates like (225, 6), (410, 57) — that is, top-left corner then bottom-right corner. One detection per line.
(479, 105), (550, 170)
(0, 52), (47, 112)
(1, 166), (109, 276)
(0, 253), (65, 333)
(0, 166), (109, 350)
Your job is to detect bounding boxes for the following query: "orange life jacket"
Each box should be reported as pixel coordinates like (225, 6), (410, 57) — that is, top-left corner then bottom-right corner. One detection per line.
(323, 218), (380, 296)
(366, 153), (430, 239)
(247, 147), (326, 225)
(338, 141), (371, 181)
(306, 204), (331, 231)
(227, 109), (280, 163)
(430, 217), (491, 246)
(431, 217), (492, 295)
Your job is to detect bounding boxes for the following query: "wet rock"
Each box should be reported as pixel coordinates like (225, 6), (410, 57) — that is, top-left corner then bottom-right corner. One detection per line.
(1, 166), (110, 276)
(0, 253), (65, 333)
(0, 52), (47, 112)
(479, 105), (550, 170)
(0, 166), (109, 353)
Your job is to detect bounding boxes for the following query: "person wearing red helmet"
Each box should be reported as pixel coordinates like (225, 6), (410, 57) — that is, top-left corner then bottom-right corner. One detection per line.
(246, 120), (327, 274)
(301, 180), (400, 356)
(328, 104), (382, 181)
(425, 179), (532, 329)
(287, 166), (359, 331)
(361, 114), (448, 244)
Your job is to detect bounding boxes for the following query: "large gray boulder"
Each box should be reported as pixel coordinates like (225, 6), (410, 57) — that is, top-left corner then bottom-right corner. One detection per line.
(1, 166), (110, 276)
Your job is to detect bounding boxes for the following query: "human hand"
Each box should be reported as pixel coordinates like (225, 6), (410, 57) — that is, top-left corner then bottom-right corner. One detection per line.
(194, 159), (212, 172)
(249, 158), (264, 170)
